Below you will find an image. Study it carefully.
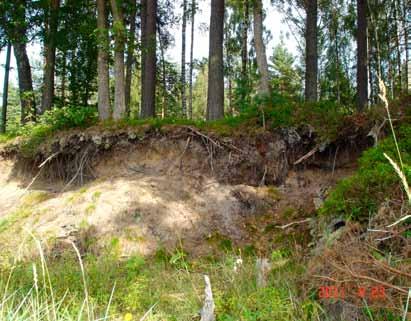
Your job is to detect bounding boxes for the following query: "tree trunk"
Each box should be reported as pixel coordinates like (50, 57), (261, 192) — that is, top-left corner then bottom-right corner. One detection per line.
(252, 0), (270, 96)
(41, 0), (60, 113)
(206, 0), (225, 121)
(12, 0), (36, 123)
(357, 0), (368, 111)
(401, 0), (409, 93)
(367, 27), (375, 104)
(97, 0), (111, 120)
(110, 0), (126, 120)
(393, 0), (402, 95)
(14, 42), (36, 123)
(181, 0), (187, 117)
(1, 42), (11, 133)
(125, 0), (137, 116)
(61, 50), (66, 106)
(140, 0), (157, 118)
(158, 25), (167, 118)
(305, 0), (318, 102)
(188, 0), (195, 119)
(241, 0), (249, 86)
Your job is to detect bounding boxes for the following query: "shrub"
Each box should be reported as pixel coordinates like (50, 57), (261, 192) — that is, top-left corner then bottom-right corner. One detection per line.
(320, 125), (411, 221)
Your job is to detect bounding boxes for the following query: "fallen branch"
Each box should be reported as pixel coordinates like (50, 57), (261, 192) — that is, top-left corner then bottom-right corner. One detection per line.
(276, 218), (311, 230)
(294, 145), (320, 165)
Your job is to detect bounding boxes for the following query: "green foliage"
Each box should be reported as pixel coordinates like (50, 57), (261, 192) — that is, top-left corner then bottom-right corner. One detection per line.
(40, 106), (98, 130)
(0, 251), (323, 321)
(293, 100), (352, 140)
(320, 125), (411, 221)
(270, 41), (302, 98)
(9, 106), (98, 156)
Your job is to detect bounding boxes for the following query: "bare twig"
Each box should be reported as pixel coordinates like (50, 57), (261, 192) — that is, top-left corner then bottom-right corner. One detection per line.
(276, 218), (312, 230)
(294, 145), (320, 165)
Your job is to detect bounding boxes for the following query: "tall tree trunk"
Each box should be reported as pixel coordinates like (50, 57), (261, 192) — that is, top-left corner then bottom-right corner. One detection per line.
(41, 0), (60, 112)
(401, 0), (409, 93)
(305, 0), (318, 102)
(252, 0), (270, 96)
(206, 0), (225, 121)
(111, 0), (126, 120)
(158, 25), (167, 118)
(367, 27), (375, 104)
(188, 0), (195, 119)
(1, 42), (11, 133)
(241, 0), (249, 87)
(14, 44), (36, 123)
(181, 0), (187, 117)
(61, 50), (66, 106)
(12, 0), (36, 123)
(357, 0), (368, 111)
(125, 0), (137, 116)
(140, 0), (157, 118)
(393, 0), (402, 95)
(97, 0), (111, 120)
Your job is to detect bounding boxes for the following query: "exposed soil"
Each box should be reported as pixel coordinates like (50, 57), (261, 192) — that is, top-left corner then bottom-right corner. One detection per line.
(0, 123), (371, 259)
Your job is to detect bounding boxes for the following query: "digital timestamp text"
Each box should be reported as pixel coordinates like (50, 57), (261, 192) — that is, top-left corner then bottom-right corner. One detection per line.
(318, 286), (386, 300)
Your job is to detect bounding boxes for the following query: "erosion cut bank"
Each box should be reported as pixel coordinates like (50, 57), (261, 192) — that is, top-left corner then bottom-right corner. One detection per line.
(0, 119), (373, 258)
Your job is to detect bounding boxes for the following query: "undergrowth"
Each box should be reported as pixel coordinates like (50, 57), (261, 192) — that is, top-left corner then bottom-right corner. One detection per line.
(0, 245), (323, 321)
(320, 120), (411, 222)
(0, 94), (361, 157)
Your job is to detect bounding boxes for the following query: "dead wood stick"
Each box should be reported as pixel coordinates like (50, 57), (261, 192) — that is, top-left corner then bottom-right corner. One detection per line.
(294, 145), (320, 165)
(276, 218), (311, 229)
(38, 152), (60, 168)
(200, 275), (215, 321)
(21, 152), (60, 196)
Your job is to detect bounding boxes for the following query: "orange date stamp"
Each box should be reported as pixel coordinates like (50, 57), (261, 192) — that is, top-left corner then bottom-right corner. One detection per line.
(318, 286), (386, 300)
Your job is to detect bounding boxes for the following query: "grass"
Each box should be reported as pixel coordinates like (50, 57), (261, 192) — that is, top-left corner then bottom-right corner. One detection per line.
(2, 240), (406, 321)
(0, 243), (326, 321)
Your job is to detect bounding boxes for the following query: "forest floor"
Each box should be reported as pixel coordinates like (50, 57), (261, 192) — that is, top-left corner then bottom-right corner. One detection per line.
(0, 102), (410, 320)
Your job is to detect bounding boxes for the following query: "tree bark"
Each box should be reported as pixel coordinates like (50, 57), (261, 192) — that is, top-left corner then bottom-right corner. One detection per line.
(41, 0), (60, 112)
(393, 0), (402, 95)
(111, 0), (126, 120)
(241, 0), (249, 86)
(304, 0), (318, 102)
(253, 0), (270, 96)
(125, 0), (137, 116)
(357, 0), (368, 111)
(206, 0), (225, 121)
(401, 0), (409, 93)
(181, 0), (187, 117)
(140, 0), (157, 118)
(97, 0), (111, 120)
(12, 0), (36, 123)
(1, 42), (11, 133)
(13, 43), (36, 123)
(157, 25), (167, 118)
(188, 0), (195, 119)
(61, 50), (66, 106)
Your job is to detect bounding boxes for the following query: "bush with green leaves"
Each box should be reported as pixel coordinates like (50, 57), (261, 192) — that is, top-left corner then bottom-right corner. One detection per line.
(320, 124), (411, 221)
